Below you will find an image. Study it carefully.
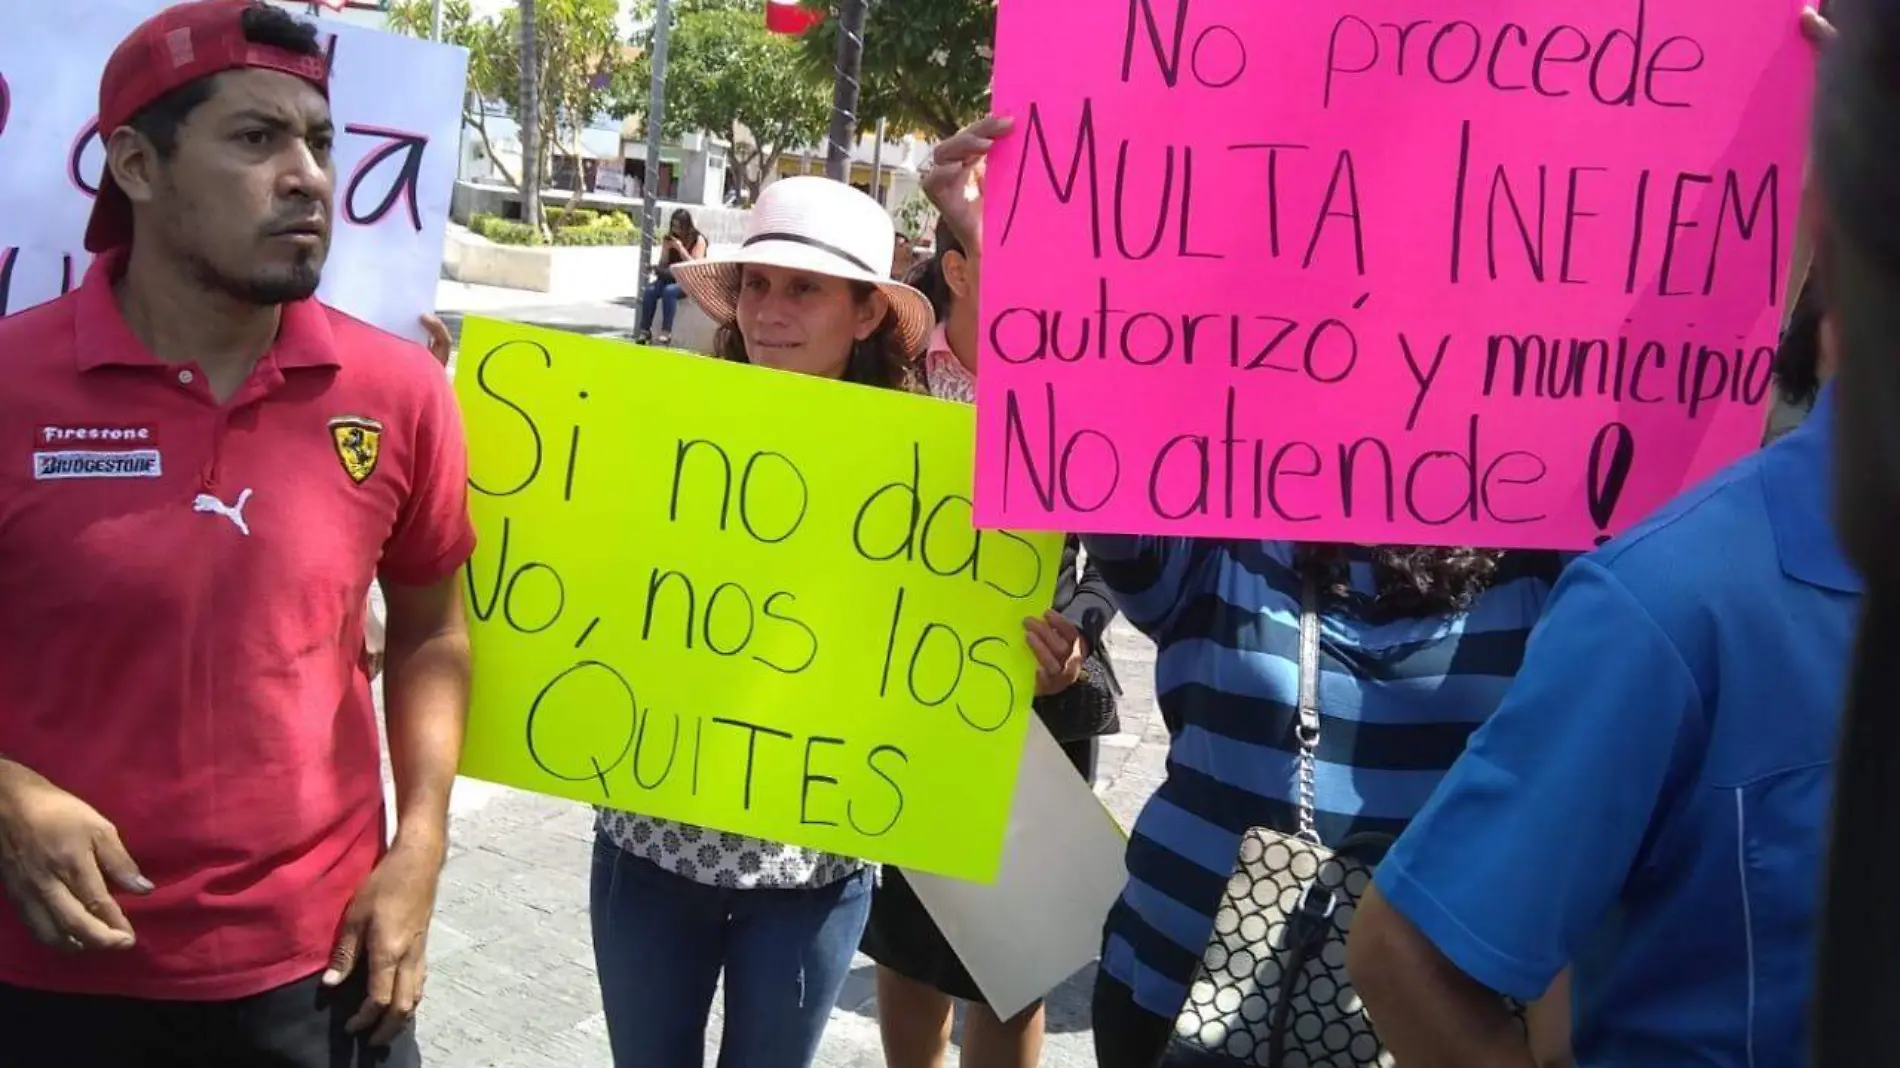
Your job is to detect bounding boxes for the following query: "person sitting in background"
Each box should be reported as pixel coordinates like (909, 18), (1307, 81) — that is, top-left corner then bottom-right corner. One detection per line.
(635, 208), (706, 347)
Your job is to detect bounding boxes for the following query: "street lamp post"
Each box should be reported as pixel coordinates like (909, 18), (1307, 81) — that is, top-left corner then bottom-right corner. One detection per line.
(636, 0), (675, 297)
(825, 0), (868, 183)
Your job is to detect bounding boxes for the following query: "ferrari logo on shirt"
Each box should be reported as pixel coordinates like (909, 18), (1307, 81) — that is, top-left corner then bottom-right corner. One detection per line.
(329, 417), (383, 484)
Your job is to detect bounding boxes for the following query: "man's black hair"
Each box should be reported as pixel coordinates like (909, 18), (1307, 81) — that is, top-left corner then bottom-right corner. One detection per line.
(908, 217), (967, 320)
(126, 2), (323, 158)
(1773, 274), (1825, 408)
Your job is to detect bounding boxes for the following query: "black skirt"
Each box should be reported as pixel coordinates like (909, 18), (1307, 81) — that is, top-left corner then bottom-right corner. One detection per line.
(858, 737), (1098, 1009)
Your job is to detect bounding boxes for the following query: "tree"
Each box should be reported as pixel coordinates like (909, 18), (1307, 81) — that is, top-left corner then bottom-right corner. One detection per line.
(617, 0), (829, 203)
(518, 0), (542, 229)
(385, 0), (521, 189)
(798, 0), (994, 140)
(534, 0), (631, 210)
(387, 0), (633, 224)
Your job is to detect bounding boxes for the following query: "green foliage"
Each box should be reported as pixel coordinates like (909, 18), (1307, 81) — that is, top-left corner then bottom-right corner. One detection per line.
(481, 220), (545, 245)
(386, 0), (518, 186)
(532, 0), (634, 171)
(618, 0), (830, 200)
(547, 207), (601, 228)
(798, 0), (995, 139)
(552, 225), (641, 246)
(386, 0), (634, 204)
(475, 207), (637, 246)
(893, 191), (936, 241)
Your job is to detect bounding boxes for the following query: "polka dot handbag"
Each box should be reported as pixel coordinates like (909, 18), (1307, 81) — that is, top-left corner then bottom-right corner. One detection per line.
(1161, 573), (1394, 1068)
(1163, 825), (1397, 1067)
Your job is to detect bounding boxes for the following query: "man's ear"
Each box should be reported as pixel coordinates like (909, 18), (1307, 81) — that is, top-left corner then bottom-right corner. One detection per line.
(106, 127), (163, 208)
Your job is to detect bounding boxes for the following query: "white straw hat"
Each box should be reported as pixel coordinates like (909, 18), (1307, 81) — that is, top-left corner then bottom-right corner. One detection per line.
(673, 176), (936, 357)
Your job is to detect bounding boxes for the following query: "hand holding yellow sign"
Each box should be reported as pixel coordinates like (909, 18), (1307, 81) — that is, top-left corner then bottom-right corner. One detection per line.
(453, 318), (1064, 881)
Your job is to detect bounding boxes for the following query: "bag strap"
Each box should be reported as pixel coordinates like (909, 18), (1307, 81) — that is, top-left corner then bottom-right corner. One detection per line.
(1296, 571), (1322, 844)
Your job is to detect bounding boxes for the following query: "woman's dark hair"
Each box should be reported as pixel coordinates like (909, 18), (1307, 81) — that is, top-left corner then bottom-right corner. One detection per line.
(669, 209), (700, 245)
(909, 217), (966, 322)
(1292, 544), (1516, 619)
(1773, 274), (1825, 408)
(712, 267), (909, 390)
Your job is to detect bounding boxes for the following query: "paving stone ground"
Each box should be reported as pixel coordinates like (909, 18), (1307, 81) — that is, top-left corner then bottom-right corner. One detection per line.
(391, 618), (1161, 1068)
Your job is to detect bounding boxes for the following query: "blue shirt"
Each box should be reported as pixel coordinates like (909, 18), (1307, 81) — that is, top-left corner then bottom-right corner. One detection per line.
(1375, 387), (1860, 1067)
(1084, 537), (1562, 1019)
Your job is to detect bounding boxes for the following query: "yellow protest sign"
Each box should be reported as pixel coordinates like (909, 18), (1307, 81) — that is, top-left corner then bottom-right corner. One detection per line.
(453, 318), (1065, 881)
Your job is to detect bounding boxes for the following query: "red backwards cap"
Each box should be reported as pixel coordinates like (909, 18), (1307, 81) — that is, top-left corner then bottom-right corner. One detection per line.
(85, 0), (330, 253)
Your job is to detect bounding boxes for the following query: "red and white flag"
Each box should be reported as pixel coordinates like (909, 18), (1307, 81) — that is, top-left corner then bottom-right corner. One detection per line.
(766, 0), (822, 35)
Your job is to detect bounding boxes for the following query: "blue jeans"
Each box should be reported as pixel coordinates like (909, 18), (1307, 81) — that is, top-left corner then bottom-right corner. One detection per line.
(640, 280), (683, 332)
(589, 836), (873, 1068)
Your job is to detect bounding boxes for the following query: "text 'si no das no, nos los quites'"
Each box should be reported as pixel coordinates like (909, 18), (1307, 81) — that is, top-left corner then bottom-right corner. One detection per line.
(450, 320), (1065, 882)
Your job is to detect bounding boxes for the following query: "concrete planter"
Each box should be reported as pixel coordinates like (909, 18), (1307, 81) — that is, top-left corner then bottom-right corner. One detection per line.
(443, 227), (644, 300)
(442, 226), (724, 353)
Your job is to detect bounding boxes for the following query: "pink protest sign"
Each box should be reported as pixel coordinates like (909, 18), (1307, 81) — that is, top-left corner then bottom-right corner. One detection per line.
(975, 0), (1817, 549)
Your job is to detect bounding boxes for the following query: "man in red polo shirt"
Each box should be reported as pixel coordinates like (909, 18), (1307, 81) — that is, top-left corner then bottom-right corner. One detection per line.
(0, 3), (473, 1065)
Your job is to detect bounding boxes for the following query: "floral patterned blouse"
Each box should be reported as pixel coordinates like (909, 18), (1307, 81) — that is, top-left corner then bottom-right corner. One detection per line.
(596, 807), (862, 889)
(910, 326), (976, 404)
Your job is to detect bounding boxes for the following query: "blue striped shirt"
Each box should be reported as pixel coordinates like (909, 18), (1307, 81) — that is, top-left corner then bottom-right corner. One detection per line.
(1086, 537), (1562, 1019)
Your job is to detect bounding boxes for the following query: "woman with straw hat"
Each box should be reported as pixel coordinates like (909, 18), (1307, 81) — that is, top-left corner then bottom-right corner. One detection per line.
(586, 176), (935, 1068)
(675, 175), (935, 382)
